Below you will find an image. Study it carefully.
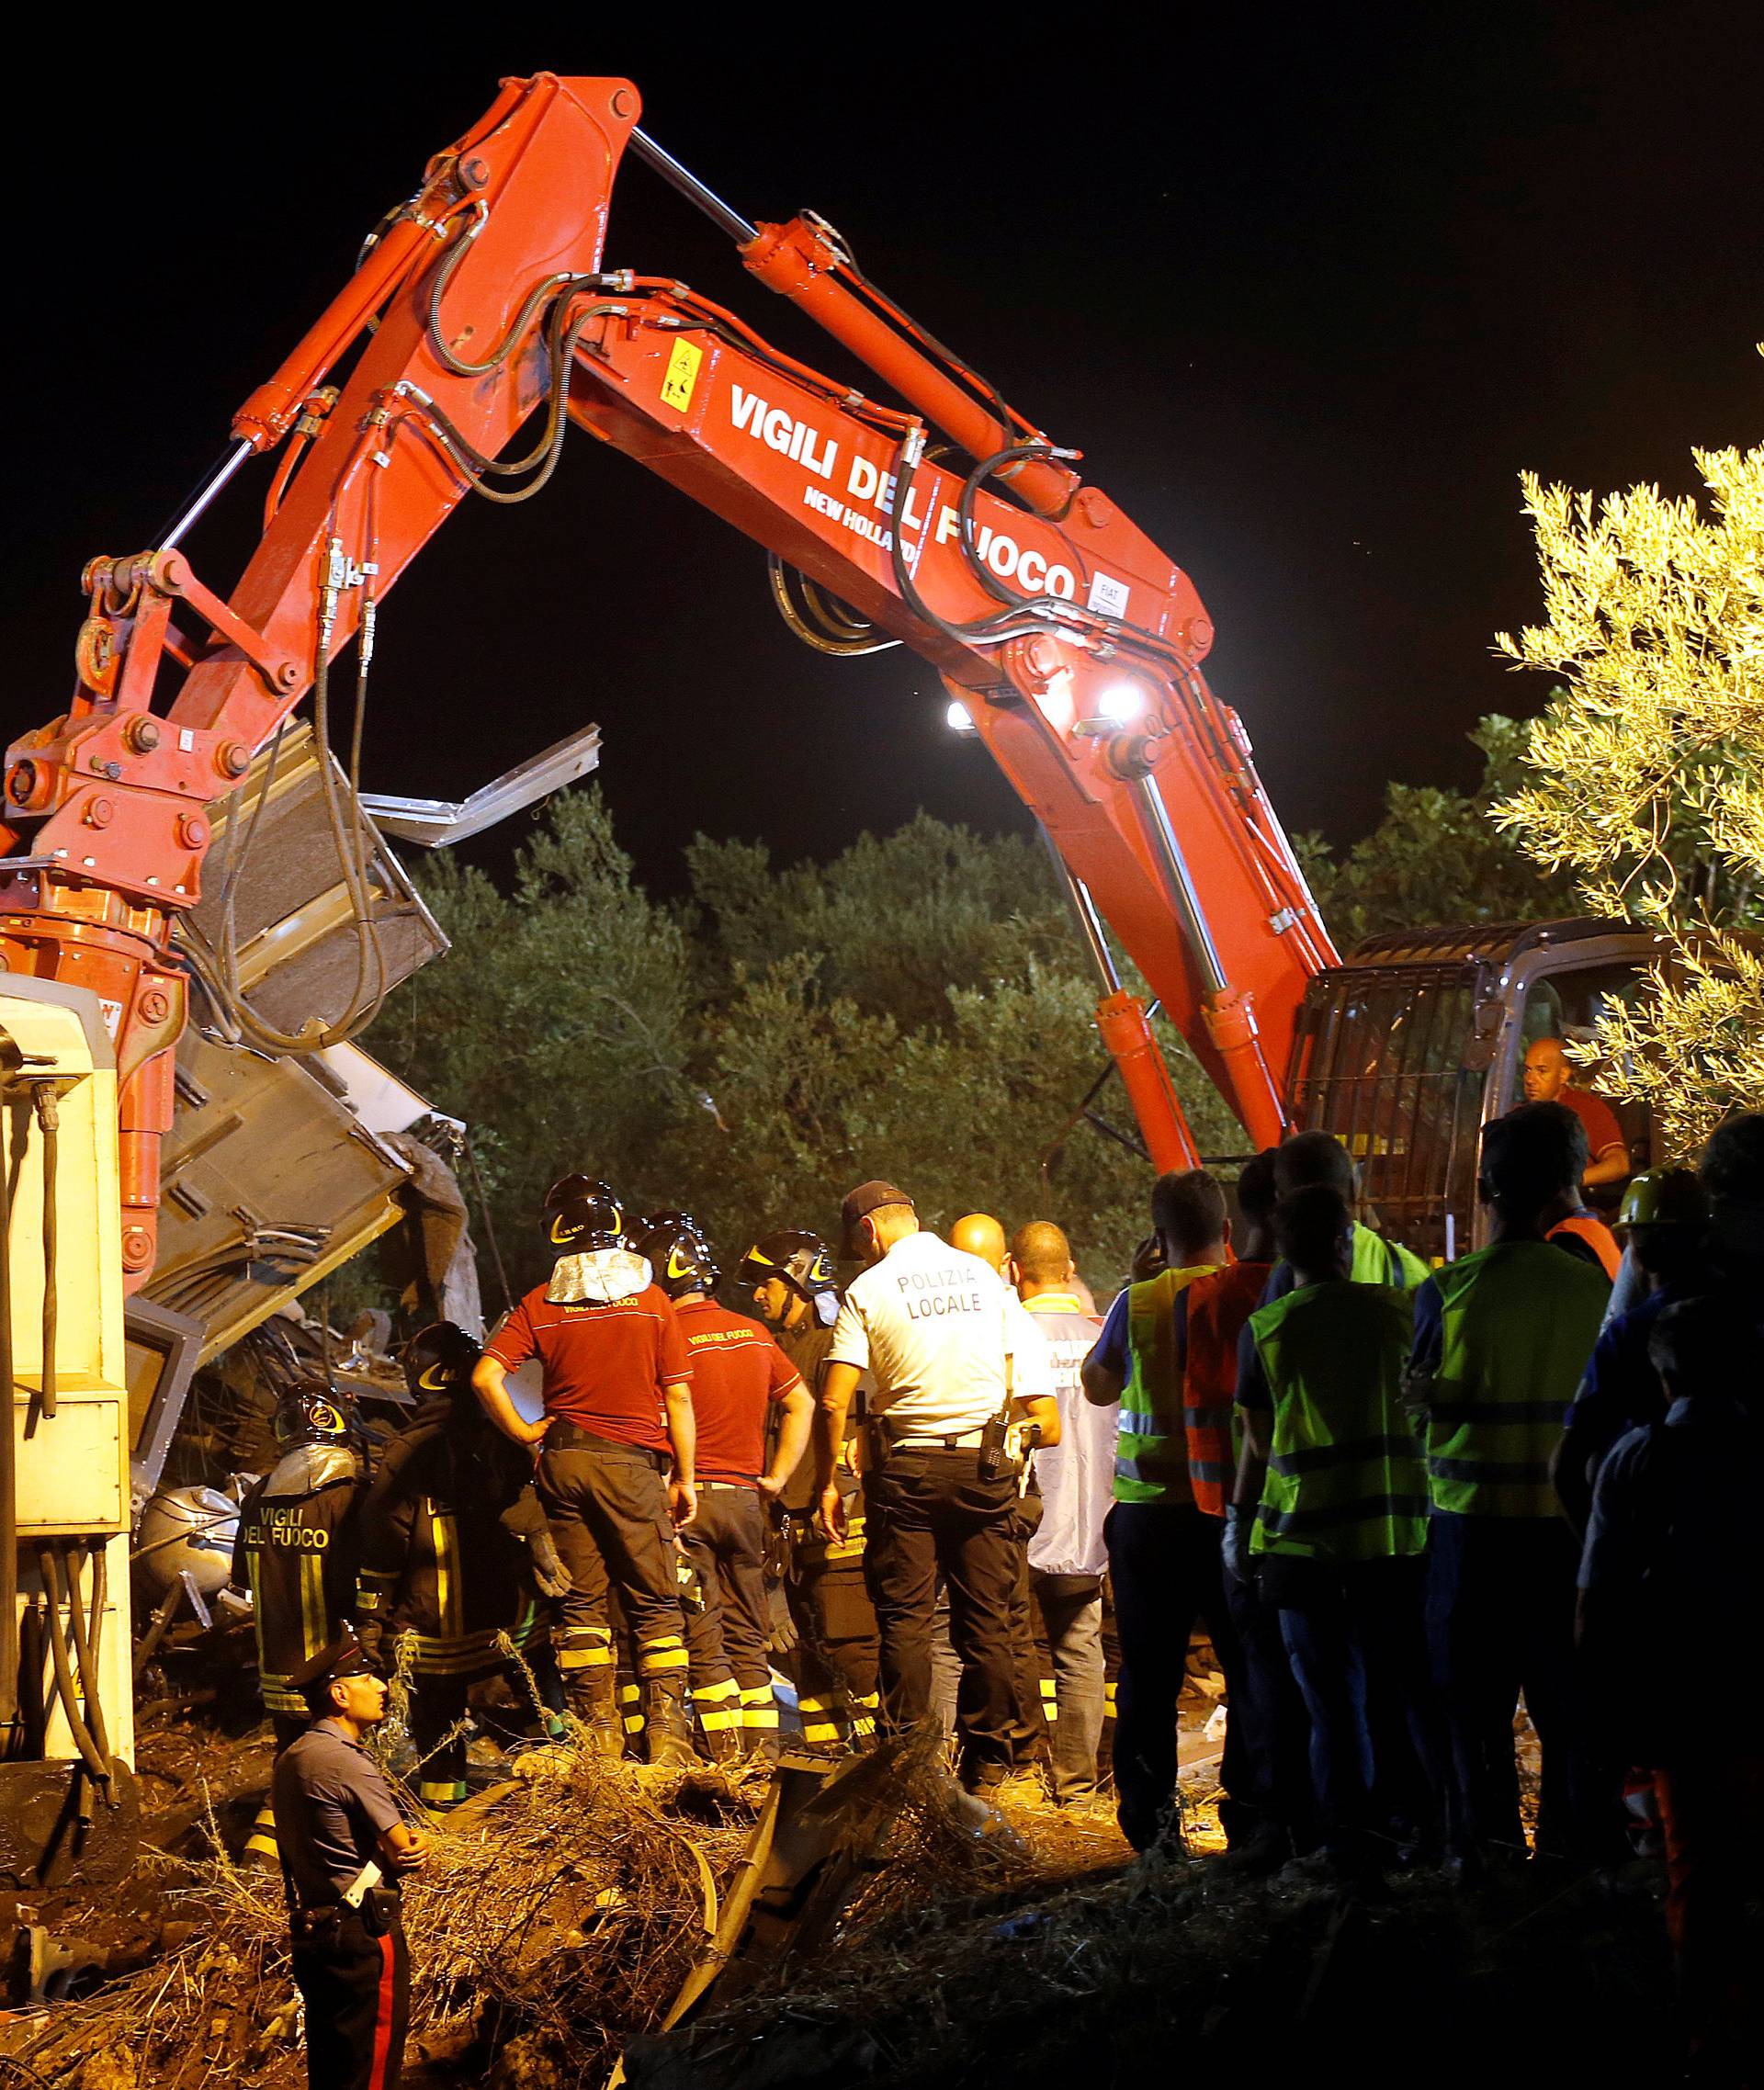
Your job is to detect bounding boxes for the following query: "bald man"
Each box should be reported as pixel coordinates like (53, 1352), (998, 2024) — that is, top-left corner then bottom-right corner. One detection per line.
(1521, 1040), (1632, 1190)
(952, 1213), (1009, 1272)
(1013, 1222), (1110, 1802)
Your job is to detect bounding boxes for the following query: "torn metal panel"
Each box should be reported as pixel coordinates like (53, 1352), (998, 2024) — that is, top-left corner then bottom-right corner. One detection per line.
(142, 1029), (414, 1363)
(623, 1738), (918, 2086)
(360, 723), (602, 847)
(122, 1298), (206, 1505)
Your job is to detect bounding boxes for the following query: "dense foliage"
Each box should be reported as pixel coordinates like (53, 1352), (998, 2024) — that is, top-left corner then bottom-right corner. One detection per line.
(1495, 439), (1764, 1155)
(368, 796), (1236, 1296)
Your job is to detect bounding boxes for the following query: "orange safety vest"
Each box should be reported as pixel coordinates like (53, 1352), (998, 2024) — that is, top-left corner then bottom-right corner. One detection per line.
(1181, 1261), (1272, 1517)
(1548, 1212), (1621, 1281)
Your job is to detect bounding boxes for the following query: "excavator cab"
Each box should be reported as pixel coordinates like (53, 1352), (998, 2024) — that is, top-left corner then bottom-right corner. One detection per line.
(1283, 919), (1668, 1261)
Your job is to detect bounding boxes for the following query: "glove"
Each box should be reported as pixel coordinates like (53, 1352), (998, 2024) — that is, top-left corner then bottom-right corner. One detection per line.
(766, 1599), (800, 1656)
(1221, 1504), (1253, 1590)
(526, 1529), (573, 1600)
(355, 1614), (386, 1676)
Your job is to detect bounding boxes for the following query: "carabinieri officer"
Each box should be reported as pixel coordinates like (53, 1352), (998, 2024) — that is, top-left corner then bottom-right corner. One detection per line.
(813, 1180), (1059, 1796)
(274, 1629), (429, 2090)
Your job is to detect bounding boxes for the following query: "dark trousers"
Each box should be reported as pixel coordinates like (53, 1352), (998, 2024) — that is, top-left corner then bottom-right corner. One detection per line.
(406, 1653), (554, 1808)
(787, 1551), (880, 1745)
(1107, 1501), (1254, 1851)
(681, 1486), (771, 1689)
(1426, 1510), (1578, 1856)
(1225, 1569), (1316, 1846)
(537, 1439), (687, 1672)
(1270, 1555), (1439, 1858)
(290, 1908), (409, 2090)
(863, 1451), (1021, 1782)
(409, 1676), (472, 1809)
(1655, 1754), (1764, 2071)
(682, 1484), (772, 1746)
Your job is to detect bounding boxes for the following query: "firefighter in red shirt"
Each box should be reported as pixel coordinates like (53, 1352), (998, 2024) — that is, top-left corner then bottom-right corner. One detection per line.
(639, 1213), (812, 1760)
(472, 1178), (699, 1768)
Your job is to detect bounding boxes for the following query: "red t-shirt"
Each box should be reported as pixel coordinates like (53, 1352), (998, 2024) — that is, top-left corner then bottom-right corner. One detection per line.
(485, 1282), (690, 1452)
(1561, 1084), (1627, 1162)
(675, 1300), (802, 1485)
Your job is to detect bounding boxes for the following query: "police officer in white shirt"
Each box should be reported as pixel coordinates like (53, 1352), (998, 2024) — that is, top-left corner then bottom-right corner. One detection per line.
(813, 1181), (1060, 1793)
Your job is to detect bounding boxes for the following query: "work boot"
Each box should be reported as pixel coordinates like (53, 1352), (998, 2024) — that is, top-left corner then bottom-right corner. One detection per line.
(702, 1721), (745, 1766)
(1221, 1817), (1293, 1876)
(642, 1676), (700, 1769)
(565, 1666), (625, 1762)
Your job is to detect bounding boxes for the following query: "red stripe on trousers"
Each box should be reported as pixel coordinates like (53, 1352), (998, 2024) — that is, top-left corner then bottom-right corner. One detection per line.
(368, 1931), (397, 2090)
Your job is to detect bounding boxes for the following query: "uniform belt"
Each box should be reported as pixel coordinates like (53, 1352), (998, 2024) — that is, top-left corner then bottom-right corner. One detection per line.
(887, 1427), (987, 1451)
(543, 1421), (664, 1463)
(291, 1862), (396, 1924)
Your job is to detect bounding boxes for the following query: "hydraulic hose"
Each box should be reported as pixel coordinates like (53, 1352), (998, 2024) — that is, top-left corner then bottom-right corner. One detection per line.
(35, 1546), (108, 1789)
(885, 428), (1048, 651)
(62, 1541), (111, 1774)
(956, 444), (1077, 612)
(766, 554), (899, 656)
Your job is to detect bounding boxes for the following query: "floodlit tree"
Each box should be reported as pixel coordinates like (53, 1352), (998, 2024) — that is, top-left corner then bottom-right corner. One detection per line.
(368, 792), (1232, 1296)
(1493, 435), (1764, 1155)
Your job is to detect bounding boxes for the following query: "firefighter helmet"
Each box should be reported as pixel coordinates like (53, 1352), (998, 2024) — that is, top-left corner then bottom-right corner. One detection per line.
(738, 1228), (839, 1303)
(273, 1379), (358, 1450)
(541, 1175), (626, 1253)
(1618, 1168), (1708, 1231)
(403, 1321), (481, 1399)
(636, 1211), (720, 1299)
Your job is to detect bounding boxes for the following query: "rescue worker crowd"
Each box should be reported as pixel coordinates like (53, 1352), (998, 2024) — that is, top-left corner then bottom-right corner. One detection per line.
(240, 1074), (1764, 2087)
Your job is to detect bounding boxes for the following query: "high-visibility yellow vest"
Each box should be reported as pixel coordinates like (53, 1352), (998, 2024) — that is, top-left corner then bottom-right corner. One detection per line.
(1425, 1241), (1608, 1518)
(1248, 1282), (1428, 1563)
(1350, 1224), (1431, 1292)
(1115, 1267), (1215, 1503)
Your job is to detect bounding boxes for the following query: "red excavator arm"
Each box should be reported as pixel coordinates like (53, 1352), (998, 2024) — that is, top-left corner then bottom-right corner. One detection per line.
(2, 73), (1335, 1283)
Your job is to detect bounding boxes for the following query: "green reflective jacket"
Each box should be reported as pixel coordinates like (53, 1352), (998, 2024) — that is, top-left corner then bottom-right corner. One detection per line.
(1350, 1224), (1432, 1292)
(1424, 1240), (1608, 1518)
(1114, 1266), (1215, 1504)
(1249, 1281), (1428, 1562)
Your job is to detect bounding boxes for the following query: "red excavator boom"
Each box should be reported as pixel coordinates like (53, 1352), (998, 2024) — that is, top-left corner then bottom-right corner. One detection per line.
(2, 73), (1335, 1281)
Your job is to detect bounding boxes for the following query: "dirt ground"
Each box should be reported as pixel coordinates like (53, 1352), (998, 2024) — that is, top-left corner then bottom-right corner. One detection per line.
(0, 1687), (1679, 2089)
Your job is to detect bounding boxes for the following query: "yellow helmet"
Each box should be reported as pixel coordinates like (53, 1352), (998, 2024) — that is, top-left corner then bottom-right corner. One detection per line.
(1616, 1168), (1707, 1231)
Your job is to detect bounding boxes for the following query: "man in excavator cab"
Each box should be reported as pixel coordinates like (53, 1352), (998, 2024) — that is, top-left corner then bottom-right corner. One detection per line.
(1522, 1037), (1634, 1194)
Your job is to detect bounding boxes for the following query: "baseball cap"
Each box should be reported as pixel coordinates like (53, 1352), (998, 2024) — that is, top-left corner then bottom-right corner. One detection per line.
(840, 1180), (914, 1251)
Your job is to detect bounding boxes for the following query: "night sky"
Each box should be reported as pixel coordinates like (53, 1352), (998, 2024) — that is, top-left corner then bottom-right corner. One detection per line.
(9, 8), (1762, 898)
